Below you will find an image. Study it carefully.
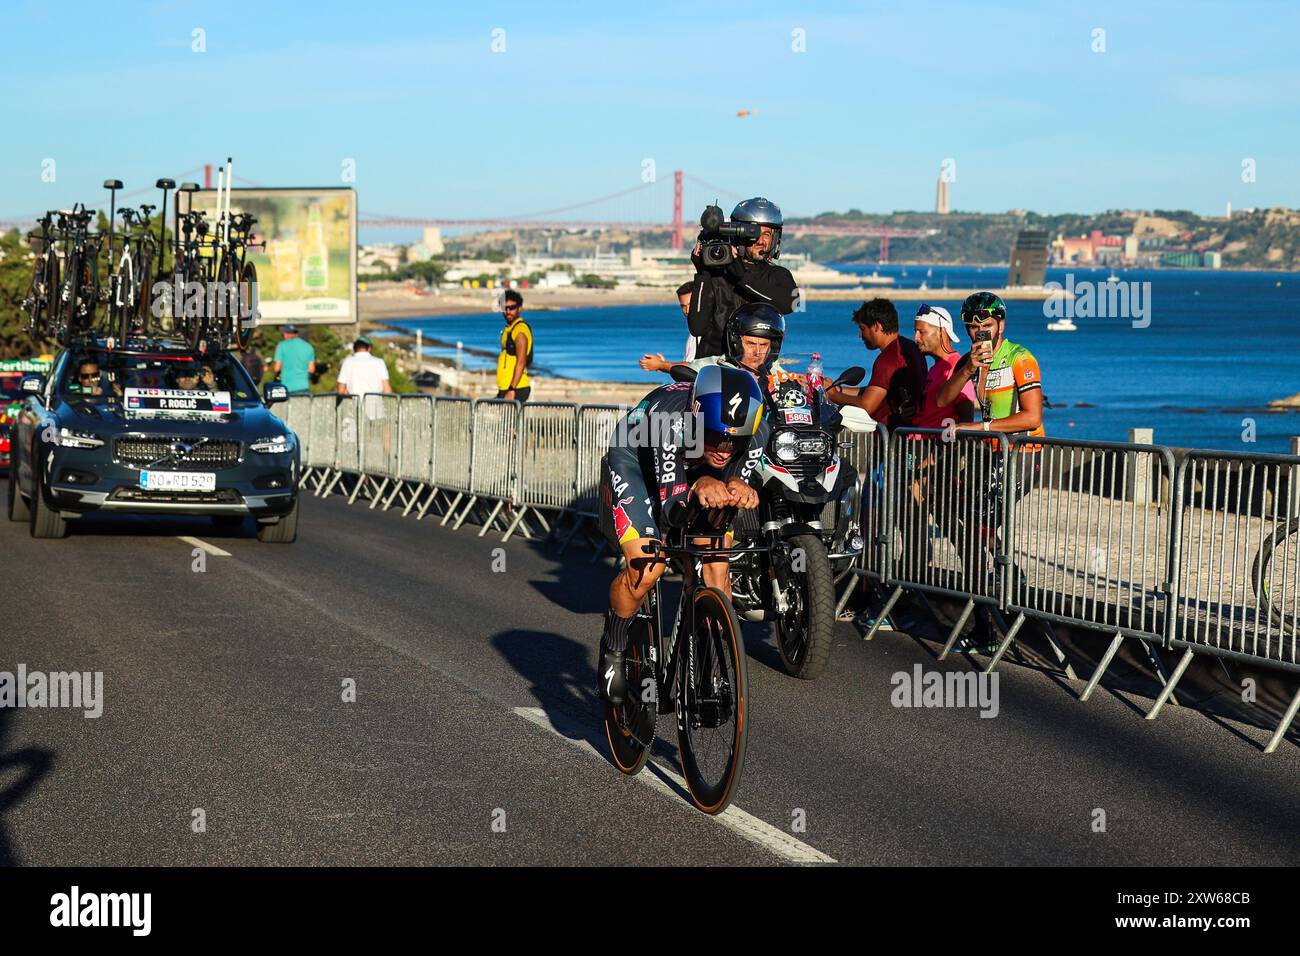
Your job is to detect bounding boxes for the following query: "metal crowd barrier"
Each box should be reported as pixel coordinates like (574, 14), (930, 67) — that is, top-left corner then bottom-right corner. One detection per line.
(393, 394), (435, 515)
(307, 395), (339, 493)
(424, 396), (474, 523)
(574, 405), (625, 517)
(320, 395), (361, 498)
(282, 395), (313, 475)
(353, 394), (401, 506)
(506, 403), (579, 542)
(460, 399), (522, 535)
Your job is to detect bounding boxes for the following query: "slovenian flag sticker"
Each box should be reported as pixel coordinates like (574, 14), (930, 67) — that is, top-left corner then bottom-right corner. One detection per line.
(211, 394), (231, 413)
(127, 394), (142, 408)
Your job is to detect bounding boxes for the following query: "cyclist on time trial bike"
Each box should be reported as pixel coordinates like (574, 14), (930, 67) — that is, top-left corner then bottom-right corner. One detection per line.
(597, 364), (767, 704)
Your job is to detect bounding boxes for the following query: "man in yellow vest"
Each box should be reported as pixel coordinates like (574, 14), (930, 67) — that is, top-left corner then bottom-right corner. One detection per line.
(495, 289), (533, 402)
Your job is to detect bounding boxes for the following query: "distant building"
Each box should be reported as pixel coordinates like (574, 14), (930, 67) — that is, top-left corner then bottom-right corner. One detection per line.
(1203, 251), (1222, 269)
(935, 169), (950, 215)
(1123, 236), (1139, 261)
(1161, 251), (1201, 268)
(422, 226), (445, 255)
(1007, 229), (1049, 287)
(1059, 236), (1095, 263)
(1225, 202), (1232, 221)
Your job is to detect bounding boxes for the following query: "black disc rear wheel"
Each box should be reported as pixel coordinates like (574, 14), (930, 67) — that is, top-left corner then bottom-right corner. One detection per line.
(677, 586), (748, 814)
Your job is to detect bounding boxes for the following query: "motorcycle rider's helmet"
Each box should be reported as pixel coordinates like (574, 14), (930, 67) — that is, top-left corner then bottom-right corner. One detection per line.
(730, 197), (784, 260)
(960, 291), (1007, 325)
(724, 303), (786, 370)
(692, 364), (764, 449)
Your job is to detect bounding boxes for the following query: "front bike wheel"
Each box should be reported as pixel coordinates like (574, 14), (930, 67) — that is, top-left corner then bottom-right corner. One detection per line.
(604, 615), (656, 776)
(676, 586), (748, 814)
(1252, 518), (1300, 635)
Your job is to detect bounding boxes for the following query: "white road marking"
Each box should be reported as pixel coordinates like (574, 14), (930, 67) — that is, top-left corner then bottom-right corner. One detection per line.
(513, 705), (836, 865)
(179, 536), (231, 557)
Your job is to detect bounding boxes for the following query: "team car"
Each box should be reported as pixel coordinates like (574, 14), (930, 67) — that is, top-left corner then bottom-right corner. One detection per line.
(5, 339), (300, 541)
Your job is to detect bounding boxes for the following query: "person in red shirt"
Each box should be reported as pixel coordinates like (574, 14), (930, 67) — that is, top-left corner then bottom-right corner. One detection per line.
(826, 298), (926, 430)
(911, 304), (975, 429)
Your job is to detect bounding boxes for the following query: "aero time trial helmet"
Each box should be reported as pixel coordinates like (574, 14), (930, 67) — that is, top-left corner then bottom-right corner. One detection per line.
(693, 364), (764, 448)
(725, 303), (786, 370)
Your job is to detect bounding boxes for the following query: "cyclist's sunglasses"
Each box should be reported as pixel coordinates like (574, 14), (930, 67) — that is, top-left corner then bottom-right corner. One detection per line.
(917, 304), (939, 317)
(963, 309), (1003, 323)
(502, 302), (520, 312)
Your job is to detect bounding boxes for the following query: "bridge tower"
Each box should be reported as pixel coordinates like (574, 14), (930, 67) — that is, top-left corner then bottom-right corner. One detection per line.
(672, 170), (684, 250)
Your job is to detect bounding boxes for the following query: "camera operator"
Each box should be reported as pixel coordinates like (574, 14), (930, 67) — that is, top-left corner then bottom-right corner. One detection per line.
(687, 197), (798, 359)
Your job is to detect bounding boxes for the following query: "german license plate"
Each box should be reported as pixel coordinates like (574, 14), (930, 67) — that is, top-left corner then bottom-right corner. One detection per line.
(139, 471), (216, 492)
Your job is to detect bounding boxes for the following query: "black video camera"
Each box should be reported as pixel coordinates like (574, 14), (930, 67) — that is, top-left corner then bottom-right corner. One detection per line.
(696, 205), (760, 268)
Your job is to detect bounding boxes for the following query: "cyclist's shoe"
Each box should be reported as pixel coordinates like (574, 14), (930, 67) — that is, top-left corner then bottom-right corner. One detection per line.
(600, 648), (628, 706)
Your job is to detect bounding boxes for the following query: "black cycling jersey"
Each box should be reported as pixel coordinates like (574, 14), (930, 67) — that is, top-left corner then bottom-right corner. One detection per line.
(611, 380), (768, 528)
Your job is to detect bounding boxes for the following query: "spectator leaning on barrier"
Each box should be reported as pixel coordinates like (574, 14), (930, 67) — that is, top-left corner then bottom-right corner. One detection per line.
(496, 289), (533, 402)
(639, 281), (700, 373)
(273, 325), (316, 395)
(911, 304), (975, 429)
(826, 298), (927, 430)
(935, 292), (1044, 440)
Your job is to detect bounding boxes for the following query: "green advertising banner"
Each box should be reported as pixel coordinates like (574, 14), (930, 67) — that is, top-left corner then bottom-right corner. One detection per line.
(191, 187), (357, 325)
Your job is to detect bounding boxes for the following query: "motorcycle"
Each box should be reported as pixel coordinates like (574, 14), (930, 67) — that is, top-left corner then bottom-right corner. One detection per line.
(728, 365), (874, 679)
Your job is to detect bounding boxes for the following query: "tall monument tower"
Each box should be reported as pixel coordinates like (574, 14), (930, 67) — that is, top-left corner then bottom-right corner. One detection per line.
(935, 167), (950, 215)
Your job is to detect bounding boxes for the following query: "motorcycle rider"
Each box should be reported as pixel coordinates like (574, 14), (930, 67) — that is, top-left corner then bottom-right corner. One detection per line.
(687, 198), (799, 359)
(597, 365), (767, 705)
(648, 303), (785, 382)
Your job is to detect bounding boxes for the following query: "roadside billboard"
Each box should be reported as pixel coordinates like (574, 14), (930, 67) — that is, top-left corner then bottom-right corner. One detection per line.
(190, 187), (356, 325)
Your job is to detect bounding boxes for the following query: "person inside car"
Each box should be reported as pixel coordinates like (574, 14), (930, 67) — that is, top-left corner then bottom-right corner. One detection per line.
(72, 360), (105, 397)
(174, 366), (203, 391)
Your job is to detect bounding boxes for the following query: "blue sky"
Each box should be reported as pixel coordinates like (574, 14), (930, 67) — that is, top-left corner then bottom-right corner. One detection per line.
(1, 0), (1296, 227)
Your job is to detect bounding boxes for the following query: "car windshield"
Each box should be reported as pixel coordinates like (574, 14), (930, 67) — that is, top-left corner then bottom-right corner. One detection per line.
(57, 349), (261, 407)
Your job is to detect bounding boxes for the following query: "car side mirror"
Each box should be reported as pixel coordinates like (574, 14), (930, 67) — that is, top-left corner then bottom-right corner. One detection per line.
(20, 374), (45, 395)
(831, 366), (866, 389)
(263, 381), (289, 404)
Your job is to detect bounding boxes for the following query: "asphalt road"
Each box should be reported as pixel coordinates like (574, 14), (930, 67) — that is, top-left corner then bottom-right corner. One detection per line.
(1, 490), (1297, 866)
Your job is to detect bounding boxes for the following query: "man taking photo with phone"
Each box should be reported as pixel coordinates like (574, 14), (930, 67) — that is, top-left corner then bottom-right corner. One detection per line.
(935, 292), (1044, 438)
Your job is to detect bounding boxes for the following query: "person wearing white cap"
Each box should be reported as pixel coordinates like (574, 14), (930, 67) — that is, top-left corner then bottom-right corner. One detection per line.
(911, 304), (975, 429)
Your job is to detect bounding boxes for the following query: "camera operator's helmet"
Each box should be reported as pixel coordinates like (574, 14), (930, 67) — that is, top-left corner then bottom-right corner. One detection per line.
(730, 197), (784, 259)
(693, 364), (764, 448)
(725, 303), (786, 369)
(960, 291), (1007, 324)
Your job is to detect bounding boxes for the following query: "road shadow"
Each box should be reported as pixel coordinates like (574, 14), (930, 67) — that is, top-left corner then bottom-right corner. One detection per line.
(491, 627), (684, 773)
(0, 706), (54, 867)
(60, 513), (255, 539)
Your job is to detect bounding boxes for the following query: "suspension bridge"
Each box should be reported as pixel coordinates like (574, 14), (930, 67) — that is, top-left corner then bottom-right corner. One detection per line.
(2, 167), (936, 262)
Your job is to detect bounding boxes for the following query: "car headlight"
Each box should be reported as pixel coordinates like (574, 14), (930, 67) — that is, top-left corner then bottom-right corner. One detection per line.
(56, 427), (104, 448)
(250, 434), (293, 454)
(773, 430), (800, 463)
